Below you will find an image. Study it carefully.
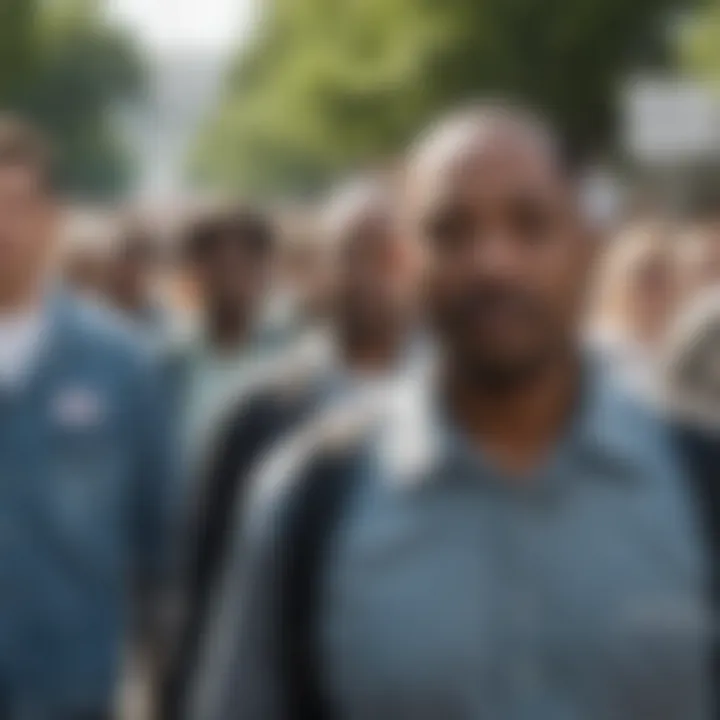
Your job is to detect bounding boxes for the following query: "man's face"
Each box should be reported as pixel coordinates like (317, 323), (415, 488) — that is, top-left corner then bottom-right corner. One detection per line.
(193, 232), (273, 316)
(0, 165), (55, 301)
(627, 252), (676, 343)
(334, 207), (414, 336)
(414, 129), (590, 383)
(108, 239), (157, 307)
(64, 250), (108, 297)
(282, 243), (333, 322)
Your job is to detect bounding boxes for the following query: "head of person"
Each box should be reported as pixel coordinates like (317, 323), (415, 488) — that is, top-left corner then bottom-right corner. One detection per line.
(593, 222), (678, 348)
(323, 175), (416, 343)
(183, 205), (276, 323)
(0, 115), (58, 307)
(275, 211), (334, 326)
(106, 221), (161, 314)
(286, 240), (332, 322)
(406, 103), (590, 387)
(62, 240), (110, 299)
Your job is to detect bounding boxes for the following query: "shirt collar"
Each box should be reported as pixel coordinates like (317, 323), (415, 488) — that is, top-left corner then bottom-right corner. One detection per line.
(569, 357), (659, 477)
(378, 353), (650, 489)
(189, 317), (281, 362)
(1, 289), (82, 393)
(330, 330), (427, 391)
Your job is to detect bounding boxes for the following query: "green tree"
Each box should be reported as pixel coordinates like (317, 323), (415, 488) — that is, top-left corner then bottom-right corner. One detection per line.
(678, 0), (720, 79)
(193, 0), (695, 195)
(0, 0), (39, 99)
(1, 0), (146, 198)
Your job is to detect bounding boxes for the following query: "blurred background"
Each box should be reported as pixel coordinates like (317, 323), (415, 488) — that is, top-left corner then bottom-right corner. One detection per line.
(5, 2), (720, 718)
(3, 0), (720, 207)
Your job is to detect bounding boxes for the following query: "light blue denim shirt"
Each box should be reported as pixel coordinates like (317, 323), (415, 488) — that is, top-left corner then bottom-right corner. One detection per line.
(0, 293), (176, 716)
(204, 361), (712, 720)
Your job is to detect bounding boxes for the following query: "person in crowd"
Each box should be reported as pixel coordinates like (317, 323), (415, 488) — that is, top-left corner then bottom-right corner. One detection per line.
(168, 206), (285, 480)
(265, 208), (333, 339)
(678, 220), (720, 299)
(590, 221), (680, 397)
(203, 104), (716, 720)
(0, 115), (175, 717)
(105, 219), (170, 337)
(167, 175), (419, 720)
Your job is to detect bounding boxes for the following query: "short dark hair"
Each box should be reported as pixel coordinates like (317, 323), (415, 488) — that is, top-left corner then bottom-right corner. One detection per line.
(0, 114), (53, 190)
(183, 206), (276, 262)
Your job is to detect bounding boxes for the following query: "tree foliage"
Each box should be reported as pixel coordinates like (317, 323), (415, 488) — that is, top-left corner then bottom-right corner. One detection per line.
(193, 0), (695, 195)
(678, 0), (720, 79)
(0, 0), (146, 198)
(0, 0), (39, 99)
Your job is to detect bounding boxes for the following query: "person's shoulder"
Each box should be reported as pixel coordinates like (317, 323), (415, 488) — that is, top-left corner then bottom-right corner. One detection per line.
(225, 330), (334, 423)
(601, 369), (720, 482)
(594, 351), (715, 444)
(59, 293), (158, 374)
(600, 369), (671, 442)
(62, 294), (142, 349)
(245, 391), (379, 532)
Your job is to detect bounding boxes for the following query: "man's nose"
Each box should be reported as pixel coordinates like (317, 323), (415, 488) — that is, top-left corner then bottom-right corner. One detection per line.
(467, 232), (523, 278)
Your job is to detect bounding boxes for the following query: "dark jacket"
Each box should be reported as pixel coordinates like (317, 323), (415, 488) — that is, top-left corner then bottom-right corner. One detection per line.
(161, 344), (332, 719)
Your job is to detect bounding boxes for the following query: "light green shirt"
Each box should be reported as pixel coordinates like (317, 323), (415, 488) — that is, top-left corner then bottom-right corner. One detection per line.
(179, 328), (286, 479)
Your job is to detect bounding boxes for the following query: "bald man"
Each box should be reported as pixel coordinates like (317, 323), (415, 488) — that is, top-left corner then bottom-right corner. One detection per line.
(165, 175), (418, 720)
(204, 106), (715, 720)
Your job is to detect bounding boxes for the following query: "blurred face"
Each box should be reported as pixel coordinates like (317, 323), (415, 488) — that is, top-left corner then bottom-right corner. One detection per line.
(192, 231), (273, 317)
(413, 127), (590, 384)
(334, 205), (415, 338)
(0, 164), (56, 306)
(108, 239), (157, 309)
(626, 252), (676, 344)
(282, 243), (334, 322)
(64, 250), (108, 297)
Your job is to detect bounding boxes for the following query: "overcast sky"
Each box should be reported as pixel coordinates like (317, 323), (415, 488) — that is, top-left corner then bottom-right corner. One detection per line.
(105, 0), (258, 195)
(107, 0), (255, 53)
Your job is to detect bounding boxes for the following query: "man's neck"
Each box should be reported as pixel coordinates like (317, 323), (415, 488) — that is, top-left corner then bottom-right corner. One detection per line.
(0, 281), (43, 318)
(340, 325), (406, 376)
(205, 307), (253, 354)
(443, 351), (581, 477)
(113, 292), (150, 319)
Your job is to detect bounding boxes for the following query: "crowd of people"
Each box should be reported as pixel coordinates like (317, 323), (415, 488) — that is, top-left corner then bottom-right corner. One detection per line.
(0, 102), (720, 720)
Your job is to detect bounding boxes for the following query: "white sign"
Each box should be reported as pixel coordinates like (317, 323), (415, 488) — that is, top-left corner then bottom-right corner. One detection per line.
(624, 79), (720, 163)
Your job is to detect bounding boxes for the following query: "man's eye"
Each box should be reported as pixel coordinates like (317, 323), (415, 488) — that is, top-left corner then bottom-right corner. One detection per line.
(424, 209), (473, 251)
(510, 203), (553, 240)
